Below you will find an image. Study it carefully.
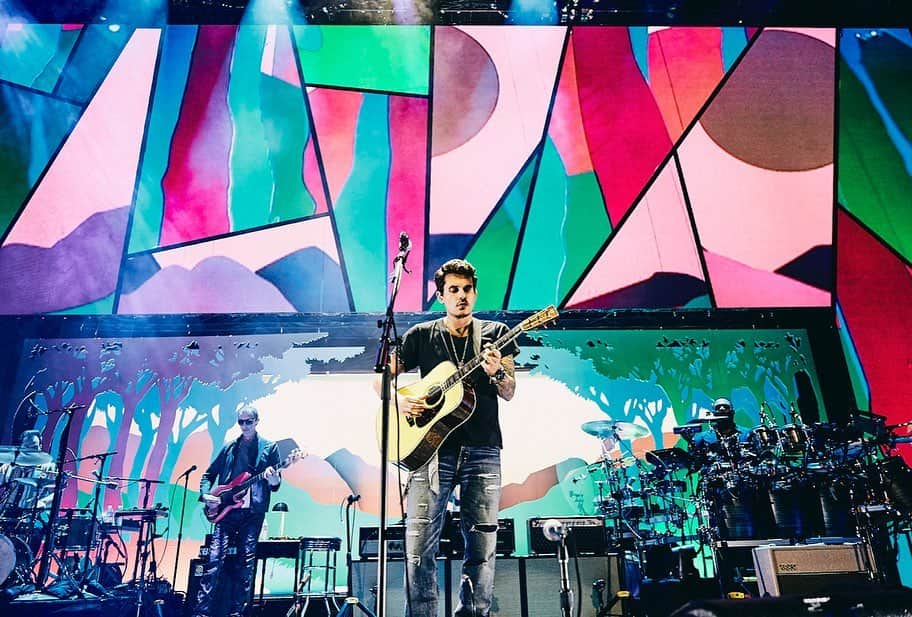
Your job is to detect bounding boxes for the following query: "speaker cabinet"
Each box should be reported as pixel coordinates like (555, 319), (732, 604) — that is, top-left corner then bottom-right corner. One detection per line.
(184, 558), (205, 617)
(524, 555), (621, 617)
(448, 557), (521, 616)
(752, 543), (872, 597)
(351, 559), (446, 617)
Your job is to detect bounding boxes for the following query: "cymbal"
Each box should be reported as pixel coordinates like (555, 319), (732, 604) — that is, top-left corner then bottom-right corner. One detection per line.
(645, 447), (691, 469)
(11, 477), (55, 487)
(581, 420), (649, 440)
(0, 447), (52, 466)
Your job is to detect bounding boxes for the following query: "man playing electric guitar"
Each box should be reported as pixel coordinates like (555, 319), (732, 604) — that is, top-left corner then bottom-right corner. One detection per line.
(375, 258), (518, 617)
(194, 405), (282, 617)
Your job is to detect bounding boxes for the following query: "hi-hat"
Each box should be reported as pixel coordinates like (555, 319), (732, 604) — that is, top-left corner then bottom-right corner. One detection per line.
(0, 446), (52, 466)
(581, 420), (649, 440)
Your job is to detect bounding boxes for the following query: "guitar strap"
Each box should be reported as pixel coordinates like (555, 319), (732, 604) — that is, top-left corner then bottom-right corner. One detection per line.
(472, 317), (482, 357)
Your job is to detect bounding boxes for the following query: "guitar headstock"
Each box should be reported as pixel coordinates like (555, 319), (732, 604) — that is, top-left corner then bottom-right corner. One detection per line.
(283, 448), (307, 466)
(519, 305), (559, 332)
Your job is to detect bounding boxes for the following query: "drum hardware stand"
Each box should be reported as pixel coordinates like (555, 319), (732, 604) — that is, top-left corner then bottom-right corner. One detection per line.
(334, 494), (375, 617)
(32, 402), (88, 596)
(600, 432), (642, 617)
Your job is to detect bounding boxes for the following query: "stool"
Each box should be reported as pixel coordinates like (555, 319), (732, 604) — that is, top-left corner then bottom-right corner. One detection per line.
(292, 536), (342, 617)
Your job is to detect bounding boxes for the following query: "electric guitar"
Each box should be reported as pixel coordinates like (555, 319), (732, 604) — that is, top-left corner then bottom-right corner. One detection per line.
(203, 448), (306, 523)
(376, 306), (559, 471)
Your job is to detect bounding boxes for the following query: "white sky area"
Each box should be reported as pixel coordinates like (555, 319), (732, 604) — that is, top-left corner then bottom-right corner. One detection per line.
(247, 372), (638, 486)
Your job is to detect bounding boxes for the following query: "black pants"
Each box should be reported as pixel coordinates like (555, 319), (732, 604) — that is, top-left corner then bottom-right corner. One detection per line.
(195, 509), (264, 617)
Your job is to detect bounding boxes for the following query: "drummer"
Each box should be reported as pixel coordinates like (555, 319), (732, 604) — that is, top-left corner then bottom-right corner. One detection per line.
(0, 430), (56, 514)
(690, 398), (749, 462)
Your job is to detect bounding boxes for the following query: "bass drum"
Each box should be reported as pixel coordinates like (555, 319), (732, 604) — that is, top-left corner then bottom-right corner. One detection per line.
(0, 533), (34, 587)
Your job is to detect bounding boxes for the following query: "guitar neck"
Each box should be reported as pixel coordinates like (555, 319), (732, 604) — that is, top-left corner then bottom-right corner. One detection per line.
(233, 458), (291, 493)
(440, 322), (523, 392)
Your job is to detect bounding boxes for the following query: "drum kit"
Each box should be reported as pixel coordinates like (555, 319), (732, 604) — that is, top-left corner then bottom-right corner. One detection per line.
(0, 444), (169, 602)
(575, 407), (912, 587)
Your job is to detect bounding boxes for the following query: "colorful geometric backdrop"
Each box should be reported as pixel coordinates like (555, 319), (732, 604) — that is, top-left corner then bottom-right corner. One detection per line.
(1, 23), (912, 588)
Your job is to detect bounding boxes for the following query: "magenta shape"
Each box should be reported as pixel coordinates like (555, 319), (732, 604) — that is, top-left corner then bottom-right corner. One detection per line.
(387, 96), (428, 311)
(572, 28), (673, 226)
(160, 26), (237, 246)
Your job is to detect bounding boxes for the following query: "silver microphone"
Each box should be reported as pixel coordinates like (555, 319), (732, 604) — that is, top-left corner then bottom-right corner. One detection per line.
(542, 519), (568, 542)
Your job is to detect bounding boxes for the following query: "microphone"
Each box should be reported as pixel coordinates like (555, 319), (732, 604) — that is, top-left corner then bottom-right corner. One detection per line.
(394, 232), (411, 264)
(542, 519), (568, 542)
(347, 494), (361, 504)
(93, 470), (119, 489)
(179, 464), (197, 478)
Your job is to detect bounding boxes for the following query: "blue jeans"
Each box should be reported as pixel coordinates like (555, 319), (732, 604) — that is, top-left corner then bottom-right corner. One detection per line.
(405, 446), (501, 617)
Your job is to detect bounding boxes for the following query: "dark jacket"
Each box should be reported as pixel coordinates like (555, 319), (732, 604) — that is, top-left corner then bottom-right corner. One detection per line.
(200, 434), (281, 514)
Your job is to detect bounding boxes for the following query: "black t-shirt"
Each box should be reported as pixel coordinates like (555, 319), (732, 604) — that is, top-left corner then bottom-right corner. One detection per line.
(397, 318), (519, 450)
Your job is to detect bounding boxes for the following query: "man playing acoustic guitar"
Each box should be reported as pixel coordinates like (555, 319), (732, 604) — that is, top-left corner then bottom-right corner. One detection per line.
(378, 258), (518, 617)
(194, 405), (282, 617)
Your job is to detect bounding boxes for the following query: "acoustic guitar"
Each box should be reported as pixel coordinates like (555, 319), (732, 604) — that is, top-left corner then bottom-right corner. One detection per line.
(376, 306), (558, 471)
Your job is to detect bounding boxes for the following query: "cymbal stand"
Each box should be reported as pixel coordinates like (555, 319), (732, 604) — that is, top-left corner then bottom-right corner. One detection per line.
(598, 430), (634, 617)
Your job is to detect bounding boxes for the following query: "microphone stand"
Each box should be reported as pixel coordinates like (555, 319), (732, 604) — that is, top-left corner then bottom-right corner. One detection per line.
(78, 452), (117, 592)
(373, 233), (410, 617)
(558, 533), (572, 617)
(172, 466), (196, 590)
(335, 495), (374, 616)
(543, 521), (572, 617)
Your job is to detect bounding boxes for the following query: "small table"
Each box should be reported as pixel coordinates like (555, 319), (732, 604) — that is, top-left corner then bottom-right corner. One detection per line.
(252, 538), (301, 605)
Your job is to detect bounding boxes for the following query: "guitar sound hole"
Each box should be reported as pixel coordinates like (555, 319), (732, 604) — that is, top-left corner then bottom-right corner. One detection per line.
(415, 398), (443, 428)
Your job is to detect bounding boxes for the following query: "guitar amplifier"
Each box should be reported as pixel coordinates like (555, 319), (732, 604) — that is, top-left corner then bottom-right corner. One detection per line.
(445, 516), (515, 557)
(528, 516), (606, 556)
(752, 543), (872, 596)
(358, 524), (406, 559)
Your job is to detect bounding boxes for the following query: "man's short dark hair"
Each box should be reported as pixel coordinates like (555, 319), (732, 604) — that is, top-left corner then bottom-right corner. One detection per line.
(434, 259), (478, 294)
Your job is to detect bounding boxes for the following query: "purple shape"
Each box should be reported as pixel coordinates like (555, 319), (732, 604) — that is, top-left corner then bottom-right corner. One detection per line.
(117, 255), (296, 314)
(0, 207), (129, 314)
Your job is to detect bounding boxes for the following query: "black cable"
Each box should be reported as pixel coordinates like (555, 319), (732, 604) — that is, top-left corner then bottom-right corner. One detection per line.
(569, 532), (582, 617)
